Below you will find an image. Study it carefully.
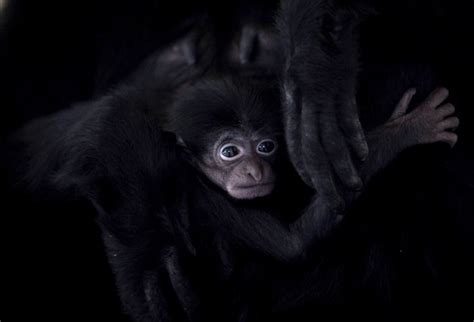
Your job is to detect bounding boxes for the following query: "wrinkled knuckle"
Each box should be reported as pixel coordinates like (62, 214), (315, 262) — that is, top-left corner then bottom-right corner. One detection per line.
(424, 131), (437, 142)
(415, 104), (428, 113)
(360, 145), (369, 160)
(424, 136), (436, 144)
(434, 132), (445, 142)
(434, 123), (443, 131)
(331, 199), (346, 215)
(348, 175), (363, 190)
(341, 171), (361, 189)
(426, 113), (437, 122)
(334, 159), (350, 171)
(356, 139), (369, 156)
(341, 113), (358, 126)
(341, 123), (357, 136)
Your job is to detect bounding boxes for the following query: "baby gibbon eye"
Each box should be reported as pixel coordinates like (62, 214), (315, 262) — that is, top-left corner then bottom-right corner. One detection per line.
(256, 140), (277, 155)
(220, 144), (243, 161)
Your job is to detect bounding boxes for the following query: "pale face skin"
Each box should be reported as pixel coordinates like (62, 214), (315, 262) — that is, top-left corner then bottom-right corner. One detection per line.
(197, 130), (279, 200)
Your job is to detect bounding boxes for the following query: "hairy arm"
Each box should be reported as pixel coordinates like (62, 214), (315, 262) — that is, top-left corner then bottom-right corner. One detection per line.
(218, 88), (459, 263)
(361, 87), (458, 182)
(3, 33), (214, 321)
(218, 0), (372, 262)
(276, 0), (372, 208)
(296, 87), (459, 245)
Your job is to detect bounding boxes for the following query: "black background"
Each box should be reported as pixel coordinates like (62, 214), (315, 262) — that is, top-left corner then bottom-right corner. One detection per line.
(1, 0), (473, 321)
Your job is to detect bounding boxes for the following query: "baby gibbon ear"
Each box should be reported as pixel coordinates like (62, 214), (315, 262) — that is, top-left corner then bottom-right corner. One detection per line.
(323, 0), (377, 40)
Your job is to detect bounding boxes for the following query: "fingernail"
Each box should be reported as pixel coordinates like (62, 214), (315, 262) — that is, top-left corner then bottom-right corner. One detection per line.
(352, 177), (363, 190)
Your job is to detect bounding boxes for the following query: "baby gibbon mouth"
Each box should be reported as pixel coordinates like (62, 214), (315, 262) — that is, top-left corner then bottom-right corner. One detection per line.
(236, 182), (275, 189)
(229, 183), (275, 200)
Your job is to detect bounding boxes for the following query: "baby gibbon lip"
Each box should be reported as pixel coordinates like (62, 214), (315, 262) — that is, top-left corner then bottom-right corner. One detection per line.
(235, 182), (275, 189)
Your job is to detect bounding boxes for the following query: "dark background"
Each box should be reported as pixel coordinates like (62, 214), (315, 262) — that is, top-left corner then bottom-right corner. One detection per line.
(1, 0), (473, 321)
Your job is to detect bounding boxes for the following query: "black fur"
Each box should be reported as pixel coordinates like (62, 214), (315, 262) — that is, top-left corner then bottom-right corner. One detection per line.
(2, 1), (473, 322)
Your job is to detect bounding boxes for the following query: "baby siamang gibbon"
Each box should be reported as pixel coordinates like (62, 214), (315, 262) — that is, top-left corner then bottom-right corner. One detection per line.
(3, 0), (471, 322)
(6, 54), (458, 322)
(4, 5), (461, 322)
